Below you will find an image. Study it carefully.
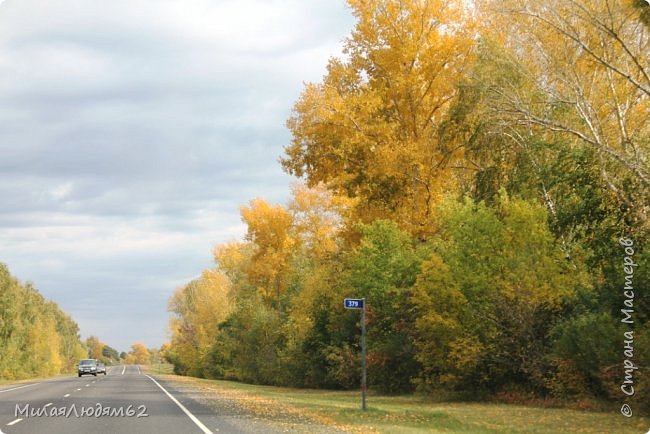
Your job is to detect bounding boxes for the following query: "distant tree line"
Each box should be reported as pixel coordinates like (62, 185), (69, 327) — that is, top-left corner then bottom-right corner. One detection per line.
(0, 265), (131, 379)
(167, 0), (649, 412)
(0, 263), (87, 378)
(84, 335), (121, 364)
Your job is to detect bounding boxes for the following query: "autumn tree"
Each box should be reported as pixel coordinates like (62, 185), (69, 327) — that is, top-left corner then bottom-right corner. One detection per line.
(283, 0), (476, 237)
(101, 345), (120, 362)
(85, 336), (104, 360)
(411, 195), (591, 391)
(288, 182), (349, 260)
(482, 0), (650, 223)
(168, 270), (233, 377)
(281, 259), (358, 389)
(213, 241), (253, 287)
(473, 2), (650, 364)
(52, 308), (87, 371)
(129, 343), (150, 365)
(240, 198), (295, 308)
(216, 298), (285, 384)
(0, 264), (85, 379)
(159, 342), (172, 363)
(25, 310), (62, 376)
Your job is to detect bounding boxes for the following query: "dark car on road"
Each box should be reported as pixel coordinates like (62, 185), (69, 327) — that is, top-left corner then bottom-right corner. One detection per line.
(78, 359), (97, 377)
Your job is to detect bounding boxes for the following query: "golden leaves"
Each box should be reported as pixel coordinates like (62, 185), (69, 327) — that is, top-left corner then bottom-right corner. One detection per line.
(283, 0), (477, 237)
(240, 198), (295, 305)
(483, 0), (650, 198)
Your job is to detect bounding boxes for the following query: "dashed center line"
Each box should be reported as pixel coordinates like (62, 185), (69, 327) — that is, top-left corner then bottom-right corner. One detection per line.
(64, 393), (70, 398)
(6, 419), (22, 426)
(85, 384), (90, 387)
(44, 403), (53, 408)
(76, 388), (81, 391)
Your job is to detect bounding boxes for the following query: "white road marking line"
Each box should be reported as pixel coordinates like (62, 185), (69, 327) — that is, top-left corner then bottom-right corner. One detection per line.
(64, 394), (70, 397)
(121, 365), (125, 375)
(6, 419), (22, 426)
(0, 383), (38, 394)
(76, 388), (81, 391)
(137, 365), (141, 375)
(85, 384), (90, 387)
(146, 375), (212, 434)
(44, 403), (53, 407)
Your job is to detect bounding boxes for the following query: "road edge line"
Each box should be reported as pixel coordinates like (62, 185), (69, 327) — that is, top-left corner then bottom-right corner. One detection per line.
(145, 375), (212, 434)
(0, 383), (38, 394)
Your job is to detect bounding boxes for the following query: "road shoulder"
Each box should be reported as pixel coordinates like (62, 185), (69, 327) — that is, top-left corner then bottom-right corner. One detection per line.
(148, 374), (351, 434)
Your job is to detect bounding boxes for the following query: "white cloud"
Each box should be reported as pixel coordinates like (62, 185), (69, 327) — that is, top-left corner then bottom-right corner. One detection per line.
(49, 182), (74, 201)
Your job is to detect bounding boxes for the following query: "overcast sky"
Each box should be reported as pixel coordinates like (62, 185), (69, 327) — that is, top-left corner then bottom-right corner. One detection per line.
(0, 0), (354, 353)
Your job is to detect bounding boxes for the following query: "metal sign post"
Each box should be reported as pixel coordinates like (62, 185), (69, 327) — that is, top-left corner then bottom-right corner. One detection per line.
(360, 300), (367, 411)
(344, 298), (367, 411)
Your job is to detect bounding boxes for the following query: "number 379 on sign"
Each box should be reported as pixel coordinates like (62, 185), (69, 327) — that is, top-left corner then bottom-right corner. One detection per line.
(344, 298), (364, 309)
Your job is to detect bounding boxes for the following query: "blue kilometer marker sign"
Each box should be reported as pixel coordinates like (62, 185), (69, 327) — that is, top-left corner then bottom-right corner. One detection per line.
(344, 298), (364, 309)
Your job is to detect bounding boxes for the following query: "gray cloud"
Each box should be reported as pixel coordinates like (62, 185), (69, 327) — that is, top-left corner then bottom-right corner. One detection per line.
(0, 0), (353, 351)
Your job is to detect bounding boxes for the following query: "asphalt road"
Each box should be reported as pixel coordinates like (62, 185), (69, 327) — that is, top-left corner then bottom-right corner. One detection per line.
(0, 365), (244, 434)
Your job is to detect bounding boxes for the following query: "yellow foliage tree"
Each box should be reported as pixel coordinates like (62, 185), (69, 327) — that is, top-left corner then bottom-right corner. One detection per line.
(130, 343), (150, 365)
(213, 241), (252, 286)
(0, 265), (87, 379)
(27, 316), (62, 377)
(288, 182), (350, 259)
(482, 0), (650, 218)
(168, 269), (233, 376)
(240, 198), (295, 307)
(85, 335), (105, 360)
(283, 0), (477, 237)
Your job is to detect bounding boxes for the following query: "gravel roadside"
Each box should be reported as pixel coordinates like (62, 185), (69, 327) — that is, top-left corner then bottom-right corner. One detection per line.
(152, 374), (352, 434)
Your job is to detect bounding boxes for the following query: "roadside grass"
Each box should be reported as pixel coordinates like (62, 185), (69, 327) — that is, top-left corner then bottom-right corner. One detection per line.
(0, 377), (44, 387)
(141, 363), (174, 375)
(155, 374), (649, 434)
(0, 371), (77, 386)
